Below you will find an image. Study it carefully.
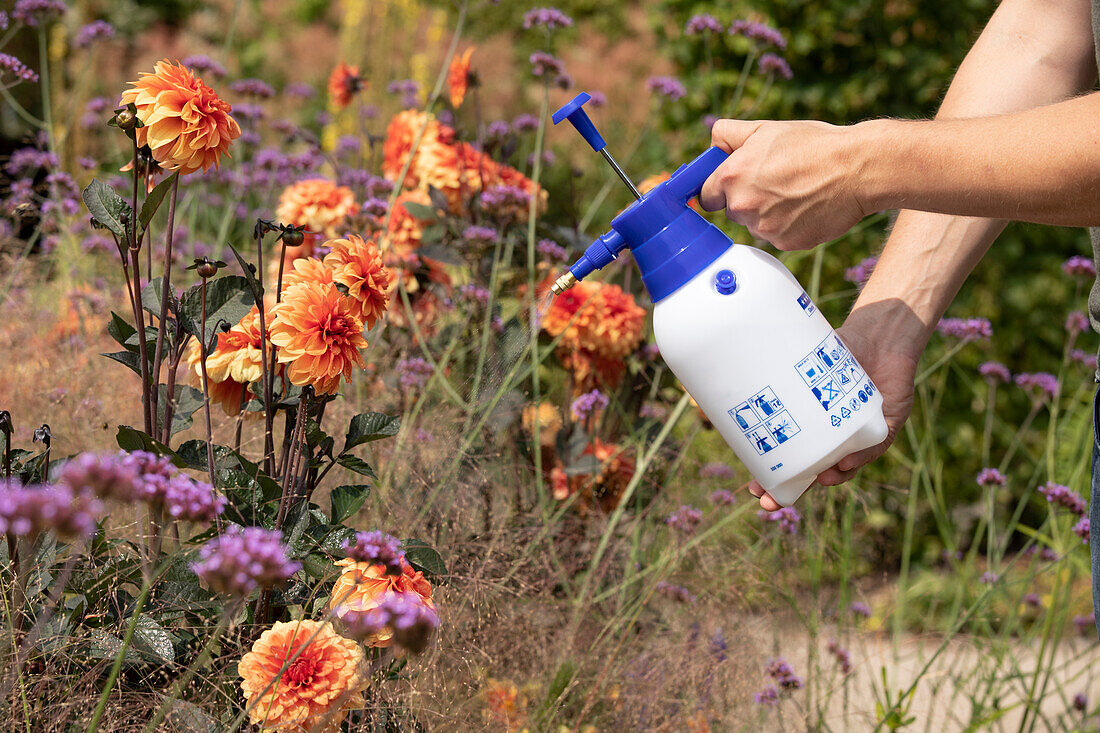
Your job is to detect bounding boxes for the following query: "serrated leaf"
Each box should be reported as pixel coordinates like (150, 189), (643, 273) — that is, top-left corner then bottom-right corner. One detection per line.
(335, 454), (376, 478)
(82, 179), (131, 239)
(330, 484), (370, 523)
(343, 412), (400, 452)
(301, 554), (337, 581)
(102, 349), (141, 375)
(131, 615), (175, 664)
(161, 697), (218, 733)
(401, 538), (446, 578)
(139, 172), (177, 231)
(179, 276), (255, 342)
(106, 312), (137, 351)
(228, 242), (263, 300)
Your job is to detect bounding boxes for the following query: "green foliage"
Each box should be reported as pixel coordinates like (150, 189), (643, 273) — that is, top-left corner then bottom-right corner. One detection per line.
(81, 179), (131, 240)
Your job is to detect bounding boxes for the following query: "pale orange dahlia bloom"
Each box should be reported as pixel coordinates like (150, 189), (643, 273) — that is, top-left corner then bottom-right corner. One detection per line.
(539, 279), (600, 352)
(483, 678), (528, 731)
(269, 281), (367, 394)
(119, 60), (241, 175)
(330, 559), (434, 647)
(587, 285), (648, 359)
(281, 256), (335, 292)
(447, 47), (475, 108)
(327, 62), (361, 111)
(380, 191), (431, 260)
(276, 179), (357, 237)
(238, 619), (367, 733)
(186, 305), (275, 415)
(323, 235), (391, 329)
(381, 110), (453, 191)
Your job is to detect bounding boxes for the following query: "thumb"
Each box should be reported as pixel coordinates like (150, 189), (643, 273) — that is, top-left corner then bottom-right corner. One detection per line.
(710, 119), (763, 153)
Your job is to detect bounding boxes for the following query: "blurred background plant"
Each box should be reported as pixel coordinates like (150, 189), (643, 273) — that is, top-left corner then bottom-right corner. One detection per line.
(0, 0), (1097, 730)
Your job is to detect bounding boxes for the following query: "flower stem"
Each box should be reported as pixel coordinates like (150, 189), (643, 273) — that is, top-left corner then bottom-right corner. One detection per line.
(129, 138), (153, 436)
(85, 574), (155, 733)
(150, 175), (181, 438)
(526, 82), (550, 508)
(198, 278), (217, 488)
(255, 233), (276, 475)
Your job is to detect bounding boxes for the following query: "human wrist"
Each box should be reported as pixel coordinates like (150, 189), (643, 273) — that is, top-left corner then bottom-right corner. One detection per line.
(844, 292), (933, 361)
(845, 118), (913, 214)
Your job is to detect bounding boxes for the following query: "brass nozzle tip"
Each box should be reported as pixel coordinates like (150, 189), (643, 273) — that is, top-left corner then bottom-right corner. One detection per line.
(550, 271), (577, 296)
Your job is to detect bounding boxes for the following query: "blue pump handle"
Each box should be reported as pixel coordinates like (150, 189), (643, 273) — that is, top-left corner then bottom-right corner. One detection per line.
(666, 146), (729, 204)
(551, 92), (607, 152)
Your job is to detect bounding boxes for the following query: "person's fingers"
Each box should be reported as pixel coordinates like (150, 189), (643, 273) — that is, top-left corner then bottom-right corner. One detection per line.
(710, 119), (763, 153)
(758, 491), (782, 511)
(817, 465), (859, 486)
(747, 480), (765, 498)
(698, 156), (734, 213)
(836, 439), (890, 473)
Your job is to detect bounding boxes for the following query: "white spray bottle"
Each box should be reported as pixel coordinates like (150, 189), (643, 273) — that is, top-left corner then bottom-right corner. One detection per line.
(549, 93), (888, 507)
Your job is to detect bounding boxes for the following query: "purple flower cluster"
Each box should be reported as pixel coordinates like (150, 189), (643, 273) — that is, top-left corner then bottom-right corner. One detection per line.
(665, 504), (703, 533)
(523, 7), (573, 30)
(463, 225), (497, 245)
(1015, 372), (1059, 400)
(341, 593), (439, 653)
(128, 451), (225, 522)
(284, 83), (315, 99)
(343, 530), (405, 575)
(181, 55), (227, 79)
(1074, 692), (1089, 713)
(1023, 592), (1041, 607)
(976, 468), (1006, 487)
(587, 90), (607, 107)
(0, 53), (38, 83)
(73, 19), (114, 48)
(529, 52), (567, 82)
(58, 451), (140, 501)
(638, 402), (667, 420)
(12, 0), (67, 27)
(937, 317), (992, 340)
(758, 53), (793, 80)
(460, 284), (490, 304)
(1066, 310), (1090, 335)
(1074, 613), (1095, 635)
(230, 78), (275, 98)
(655, 581), (696, 603)
(481, 184), (531, 210)
(0, 11), (7, 29)
(758, 506), (800, 534)
(754, 686), (779, 705)
(978, 361), (1011, 384)
(1071, 349), (1096, 369)
(397, 357), (434, 391)
(1038, 482), (1086, 516)
(826, 638), (852, 674)
(1063, 255), (1096, 279)
(685, 13), (724, 35)
(6, 147), (58, 175)
(361, 197), (388, 218)
(646, 76), (687, 101)
(700, 461), (735, 480)
(709, 489), (737, 506)
(0, 479), (100, 539)
(844, 256), (878, 287)
(849, 601), (871, 618)
(1074, 516), (1090, 544)
(979, 571), (999, 584)
(537, 238), (567, 260)
(767, 658), (803, 690)
(191, 526), (300, 596)
(1025, 544), (1060, 562)
(731, 20), (787, 49)
(570, 389), (609, 420)
(387, 79), (420, 108)
(512, 113), (539, 132)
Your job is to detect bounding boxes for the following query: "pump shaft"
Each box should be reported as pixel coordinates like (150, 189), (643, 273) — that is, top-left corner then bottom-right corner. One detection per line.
(600, 149), (642, 200)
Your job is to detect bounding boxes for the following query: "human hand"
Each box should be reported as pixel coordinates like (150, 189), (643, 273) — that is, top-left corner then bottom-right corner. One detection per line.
(748, 308), (920, 511)
(698, 119), (871, 251)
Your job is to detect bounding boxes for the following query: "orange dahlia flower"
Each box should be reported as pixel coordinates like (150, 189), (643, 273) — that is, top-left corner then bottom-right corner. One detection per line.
(588, 284), (647, 359)
(276, 179), (357, 238)
(281, 256), (335, 292)
(238, 619), (367, 733)
(483, 678), (528, 731)
(324, 235), (390, 329)
(269, 281), (367, 395)
(327, 62), (362, 111)
(330, 558), (434, 647)
(186, 305), (274, 415)
(381, 110), (453, 192)
(119, 60), (241, 175)
(539, 279), (600, 351)
(447, 47), (475, 108)
(549, 438), (636, 512)
(380, 190), (431, 259)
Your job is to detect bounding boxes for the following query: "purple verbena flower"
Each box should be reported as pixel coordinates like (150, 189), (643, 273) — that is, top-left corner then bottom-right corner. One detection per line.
(460, 284), (490, 305)
(397, 357), (434, 391)
(1063, 255), (1096, 279)
(937, 317), (992, 341)
(284, 83), (315, 98)
(6, 147), (58, 176)
(0, 479), (100, 539)
(0, 53), (38, 84)
(484, 120), (511, 145)
(512, 113), (539, 132)
(1038, 482), (1085, 515)
(978, 361), (1011, 384)
(73, 20), (114, 48)
(711, 628), (728, 661)
(666, 504), (704, 533)
(481, 184), (531, 210)
(685, 13), (724, 35)
(1066, 310), (1090, 335)
(758, 53), (793, 80)
(767, 657), (803, 690)
(361, 197), (388, 218)
(587, 90), (607, 107)
(646, 76), (687, 101)
(12, 0), (67, 27)
(709, 489), (737, 506)
(700, 462), (735, 479)
(1074, 692), (1088, 712)
(732, 20), (787, 49)
(523, 7), (574, 30)
(1074, 613), (1096, 636)
(127, 451), (225, 522)
(844, 256), (877, 287)
(529, 52), (566, 81)
(826, 638), (852, 674)
(537, 238), (567, 260)
(754, 686), (779, 705)
(1023, 592), (1041, 607)
(0, 11), (8, 30)
(655, 580), (696, 603)
(232, 103), (265, 122)
(191, 526), (300, 596)
(181, 54), (227, 79)
(1070, 349), (1096, 369)
(979, 571), (999, 584)
(339, 592), (439, 653)
(1015, 372), (1059, 400)
(1074, 516), (1090, 544)
(976, 468), (1006, 488)
(850, 601), (872, 618)
(58, 451), (140, 502)
(639, 402), (667, 420)
(387, 79), (420, 108)
(343, 530), (405, 575)
(758, 506), (801, 534)
(570, 389), (609, 420)
(230, 78), (275, 98)
(463, 225), (497, 245)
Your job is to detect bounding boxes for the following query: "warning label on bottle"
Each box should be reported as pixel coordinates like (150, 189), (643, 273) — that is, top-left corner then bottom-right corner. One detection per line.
(727, 386), (801, 455)
(796, 334), (866, 411)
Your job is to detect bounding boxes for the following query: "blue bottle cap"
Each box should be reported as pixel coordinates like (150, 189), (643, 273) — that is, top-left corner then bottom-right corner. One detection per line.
(551, 92), (606, 152)
(714, 269), (737, 294)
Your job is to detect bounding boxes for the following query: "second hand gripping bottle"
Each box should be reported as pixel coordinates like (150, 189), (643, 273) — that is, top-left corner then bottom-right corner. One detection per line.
(549, 92), (888, 507)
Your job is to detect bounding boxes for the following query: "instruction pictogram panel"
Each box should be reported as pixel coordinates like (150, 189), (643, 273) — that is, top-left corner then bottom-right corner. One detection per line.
(728, 386), (801, 455)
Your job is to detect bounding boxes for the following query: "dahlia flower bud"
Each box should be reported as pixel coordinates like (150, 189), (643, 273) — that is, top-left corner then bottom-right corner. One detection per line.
(192, 526), (300, 596)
